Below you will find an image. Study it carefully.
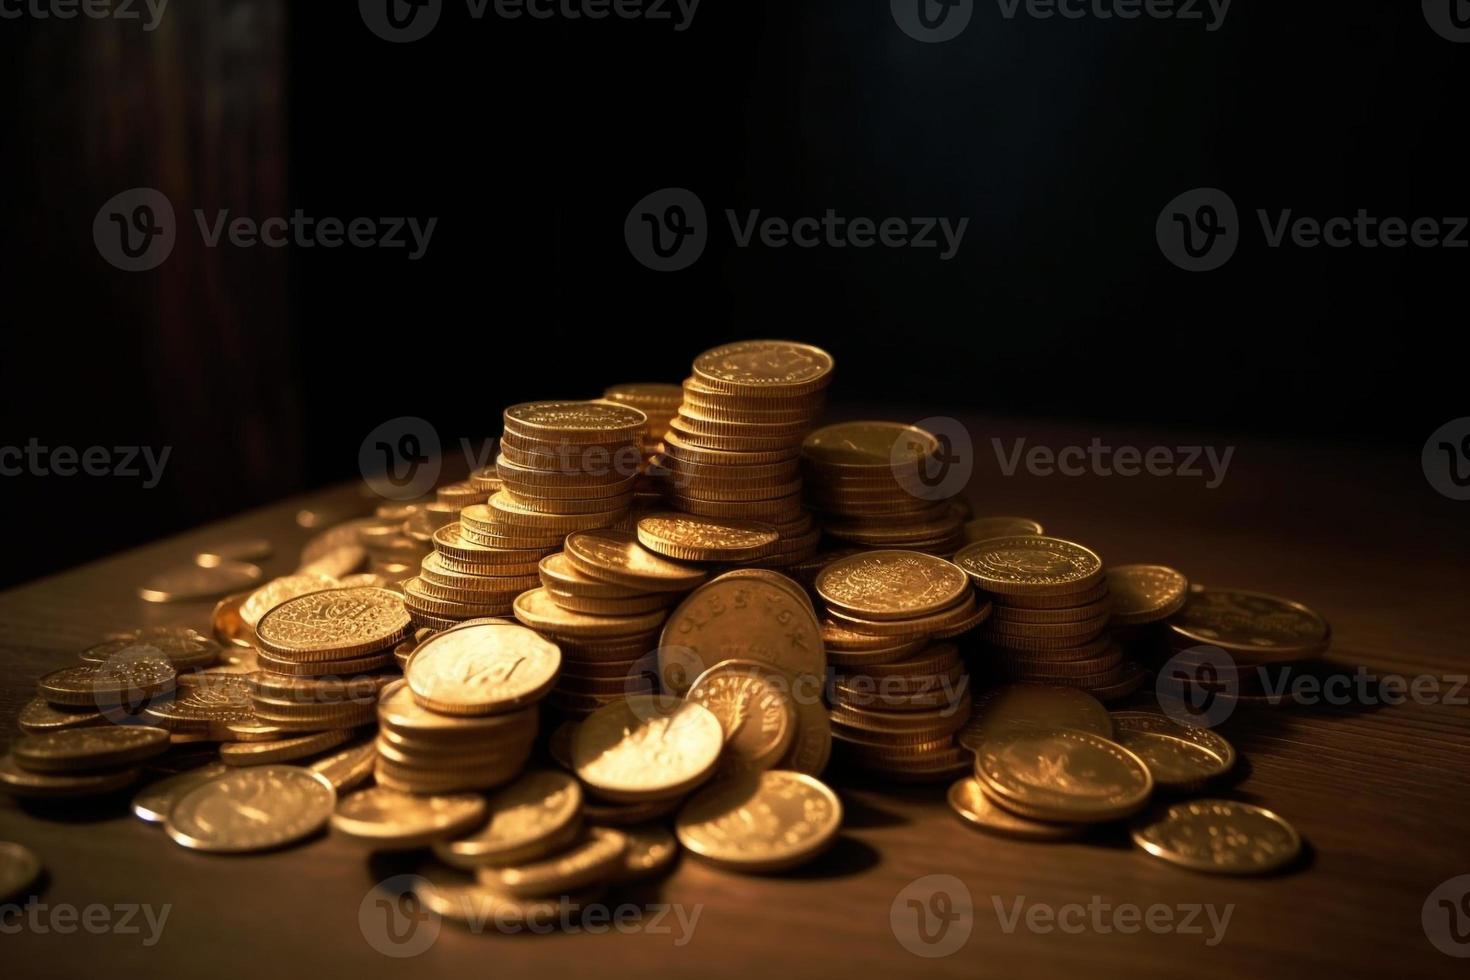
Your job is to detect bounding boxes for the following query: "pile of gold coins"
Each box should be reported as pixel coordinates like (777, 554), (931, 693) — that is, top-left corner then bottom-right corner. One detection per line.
(600, 382), (682, 457)
(802, 420), (966, 555)
(652, 340), (831, 567)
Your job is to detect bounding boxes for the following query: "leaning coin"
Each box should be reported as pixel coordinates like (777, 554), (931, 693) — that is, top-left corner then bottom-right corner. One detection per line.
(1107, 564), (1189, 625)
(12, 726), (171, 773)
(563, 529), (708, 593)
(0, 842), (43, 902)
(686, 660), (797, 773)
(0, 754), (141, 799)
(1110, 711), (1236, 773)
(947, 777), (1086, 841)
(572, 696), (723, 803)
(132, 764), (230, 824)
(975, 728), (1152, 824)
(635, 513), (780, 563)
(1167, 587), (1331, 663)
(256, 587), (411, 661)
(477, 827), (627, 897)
(954, 536), (1104, 598)
(307, 738), (379, 792)
(406, 622), (561, 716)
(435, 770), (583, 868)
(219, 729), (355, 767)
(331, 786), (486, 849)
(1110, 731), (1229, 790)
(1132, 799), (1302, 874)
(166, 766), (335, 853)
(676, 770), (842, 873)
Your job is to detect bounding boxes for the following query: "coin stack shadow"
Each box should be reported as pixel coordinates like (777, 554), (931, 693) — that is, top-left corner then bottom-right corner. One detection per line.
(374, 679), (541, 794)
(650, 349), (830, 569)
(801, 421), (966, 557)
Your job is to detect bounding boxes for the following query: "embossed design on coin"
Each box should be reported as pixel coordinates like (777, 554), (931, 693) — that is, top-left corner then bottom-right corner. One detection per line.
(1110, 711), (1236, 779)
(636, 513), (779, 563)
(564, 529), (708, 592)
(256, 587), (411, 660)
(166, 766), (336, 852)
(686, 660), (797, 772)
(504, 400), (647, 440)
(676, 770), (842, 872)
(407, 622), (560, 716)
(1107, 564), (1189, 625)
(1132, 799), (1301, 874)
(13, 726), (170, 773)
(692, 340), (834, 395)
(572, 696), (723, 802)
(816, 550), (970, 620)
(975, 728), (1152, 823)
(1167, 588), (1330, 662)
(38, 657), (177, 709)
(239, 573), (341, 628)
(954, 536), (1104, 597)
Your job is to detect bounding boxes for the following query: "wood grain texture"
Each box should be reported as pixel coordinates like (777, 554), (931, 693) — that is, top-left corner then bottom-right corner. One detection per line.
(2, 417), (1467, 980)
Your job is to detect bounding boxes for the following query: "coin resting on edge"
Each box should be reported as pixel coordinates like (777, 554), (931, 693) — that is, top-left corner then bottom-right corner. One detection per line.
(1111, 730), (1230, 789)
(1132, 799), (1302, 874)
(1109, 711), (1237, 774)
(676, 770), (842, 873)
(165, 766), (336, 852)
(815, 550), (971, 621)
(571, 696), (724, 803)
(406, 622), (561, 716)
(686, 660), (798, 772)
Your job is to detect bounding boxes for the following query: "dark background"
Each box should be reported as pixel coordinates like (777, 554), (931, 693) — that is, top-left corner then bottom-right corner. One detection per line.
(0, 0), (1464, 588)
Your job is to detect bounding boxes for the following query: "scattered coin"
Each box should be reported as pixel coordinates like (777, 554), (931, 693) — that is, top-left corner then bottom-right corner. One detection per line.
(686, 659), (798, 772)
(435, 770), (583, 868)
(307, 738), (379, 792)
(255, 587), (411, 662)
(238, 573), (340, 629)
(0, 754), (140, 799)
(975, 728), (1153, 823)
(331, 786), (487, 849)
(1111, 730), (1231, 791)
(572, 696), (723, 803)
(636, 513), (780, 563)
(1167, 588), (1331, 663)
(38, 658), (177, 709)
(478, 826), (628, 897)
(676, 770), (842, 873)
(1131, 799), (1302, 874)
(196, 540), (274, 565)
(166, 766), (336, 853)
(0, 842), (43, 902)
(17, 698), (106, 735)
(1107, 564), (1189, 625)
(947, 777), (1086, 841)
(12, 726), (171, 773)
(954, 536), (1104, 597)
(132, 764), (230, 824)
(139, 560), (264, 603)
(563, 529), (708, 592)
(82, 630), (220, 670)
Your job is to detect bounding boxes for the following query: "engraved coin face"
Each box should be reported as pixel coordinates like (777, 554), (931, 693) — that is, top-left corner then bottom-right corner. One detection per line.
(1167, 588), (1330, 662)
(406, 622), (561, 716)
(563, 529), (708, 592)
(676, 770), (842, 872)
(256, 587), (411, 660)
(687, 660), (797, 772)
(238, 573), (341, 628)
(0, 842), (43, 902)
(13, 726), (170, 773)
(816, 550), (970, 621)
(1106, 564), (1190, 625)
(166, 766), (336, 852)
(331, 786), (486, 847)
(692, 340), (834, 395)
(504, 400), (647, 440)
(82, 630), (220, 669)
(1110, 711), (1236, 776)
(1132, 799), (1302, 874)
(438, 770), (582, 865)
(659, 576), (825, 696)
(976, 728), (1152, 823)
(18, 698), (106, 735)
(513, 588), (667, 639)
(144, 676), (256, 733)
(947, 777), (1085, 841)
(636, 513), (780, 563)
(954, 536), (1104, 597)
(38, 657), (177, 709)
(572, 696), (724, 802)
(1112, 731), (1229, 789)
(132, 764), (230, 824)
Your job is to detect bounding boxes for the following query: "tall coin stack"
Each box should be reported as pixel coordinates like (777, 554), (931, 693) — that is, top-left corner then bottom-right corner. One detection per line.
(801, 421), (965, 557)
(814, 551), (987, 781)
(954, 535), (1143, 700)
(378, 621), (559, 793)
(516, 528), (708, 719)
(653, 340), (834, 568)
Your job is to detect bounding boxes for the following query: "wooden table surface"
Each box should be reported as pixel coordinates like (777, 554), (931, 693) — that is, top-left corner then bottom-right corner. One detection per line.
(3, 414), (1467, 980)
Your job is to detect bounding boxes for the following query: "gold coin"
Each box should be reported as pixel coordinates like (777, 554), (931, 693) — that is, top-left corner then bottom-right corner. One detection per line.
(82, 629), (219, 669)
(138, 559), (264, 603)
(0, 841), (42, 903)
(477, 827), (627, 897)
(665, 476), (804, 504)
(1111, 730), (1229, 790)
(513, 588), (667, 639)
(666, 417), (805, 453)
(331, 785), (487, 847)
(993, 593), (1114, 625)
(416, 870), (604, 927)
(0, 754), (140, 799)
(691, 340), (834, 397)
(12, 726), (170, 773)
(1106, 564), (1189, 625)
(825, 591), (984, 640)
(985, 612), (1110, 640)
(686, 660), (797, 772)
(39, 656), (177, 709)
(166, 765), (335, 851)
(635, 512), (780, 563)
(432, 523), (545, 565)
(676, 769), (841, 872)
(256, 587), (411, 661)
(611, 825), (679, 882)
(962, 516), (1045, 543)
(954, 536), (1104, 597)
(710, 568), (816, 615)
(543, 587), (671, 617)
(1131, 799), (1301, 874)
(402, 577), (513, 618)
(307, 738), (379, 792)
(659, 573), (825, 696)
(378, 679), (539, 741)
(802, 420), (936, 470)
(581, 795), (684, 826)
(253, 647), (393, 677)
(815, 550), (970, 621)
(503, 400), (648, 443)
(563, 529), (707, 592)
(947, 777), (1085, 840)
(1167, 588), (1331, 663)
(237, 573), (340, 628)
(975, 728), (1152, 823)
(603, 382), (684, 409)
(434, 770), (583, 868)
(17, 698), (106, 735)
(406, 622), (560, 716)
(664, 431), (801, 467)
(131, 763), (230, 823)
(219, 729), (354, 767)
(537, 552), (646, 598)
(211, 591), (254, 649)
(572, 695), (723, 802)
(958, 684), (1113, 751)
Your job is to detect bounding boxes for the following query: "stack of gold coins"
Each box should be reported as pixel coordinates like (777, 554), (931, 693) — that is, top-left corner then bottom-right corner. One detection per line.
(378, 621), (560, 793)
(955, 536), (1143, 700)
(652, 340), (833, 568)
(814, 551), (985, 780)
(249, 587), (411, 731)
(405, 481), (485, 545)
(516, 529), (707, 718)
(801, 421), (965, 556)
(403, 523), (543, 632)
